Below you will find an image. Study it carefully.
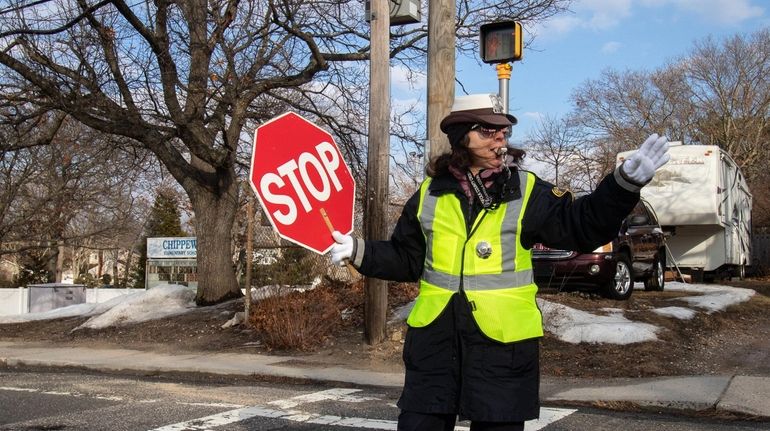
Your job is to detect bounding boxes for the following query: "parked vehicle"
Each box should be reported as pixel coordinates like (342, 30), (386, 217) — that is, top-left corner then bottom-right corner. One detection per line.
(532, 199), (666, 300)
(617, 143), (752, 281)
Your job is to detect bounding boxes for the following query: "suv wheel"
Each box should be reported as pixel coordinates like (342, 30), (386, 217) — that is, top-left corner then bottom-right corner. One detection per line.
(602, 253), (634, 300)
(644, 256), (665, 291)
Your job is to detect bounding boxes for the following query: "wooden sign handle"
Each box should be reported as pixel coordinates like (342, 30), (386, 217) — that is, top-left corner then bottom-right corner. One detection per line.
(320, 208), (357, 278)
(320, 207), (335, 233)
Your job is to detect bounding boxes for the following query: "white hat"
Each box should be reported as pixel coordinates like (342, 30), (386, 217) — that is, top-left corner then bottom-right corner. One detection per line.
(440, 94), (517, 132)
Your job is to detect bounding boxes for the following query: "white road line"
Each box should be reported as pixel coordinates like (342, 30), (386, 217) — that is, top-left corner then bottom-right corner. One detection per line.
(268, 388), (379, 409)
(149, 388), (578, 431)
(149, 405), (577, 431)
(148, 405), (322, 431)
(0, 387), (37, 393)
(0, 386), (124, 401)
(526, 407), (578, 431)
(0, 386), (232, 407)
(177, 402), (244, 409)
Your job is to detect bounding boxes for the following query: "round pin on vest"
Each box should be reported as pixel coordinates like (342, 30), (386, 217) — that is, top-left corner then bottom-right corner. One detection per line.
(476, 241), (492, 259)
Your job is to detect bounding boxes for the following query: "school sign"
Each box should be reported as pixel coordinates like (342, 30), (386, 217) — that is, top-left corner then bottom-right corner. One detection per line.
(147, 237), (197, 259)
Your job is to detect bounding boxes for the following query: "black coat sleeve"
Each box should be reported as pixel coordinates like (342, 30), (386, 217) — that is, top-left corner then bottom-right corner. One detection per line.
(519, 170), (640, 252)
(356, 190), (425, 282)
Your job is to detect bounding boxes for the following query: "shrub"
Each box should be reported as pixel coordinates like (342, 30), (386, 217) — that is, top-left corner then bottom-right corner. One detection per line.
(249, 284), (341, 350)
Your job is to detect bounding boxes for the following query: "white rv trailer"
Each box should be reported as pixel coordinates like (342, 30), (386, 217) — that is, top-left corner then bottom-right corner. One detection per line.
(617, 143), (752, 280)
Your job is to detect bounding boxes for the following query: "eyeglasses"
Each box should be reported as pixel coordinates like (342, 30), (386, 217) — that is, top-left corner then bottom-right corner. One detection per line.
(471, 124), (511, 139)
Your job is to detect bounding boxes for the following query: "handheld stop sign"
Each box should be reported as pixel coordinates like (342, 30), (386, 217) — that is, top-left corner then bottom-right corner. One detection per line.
(249, 112), (356, 254)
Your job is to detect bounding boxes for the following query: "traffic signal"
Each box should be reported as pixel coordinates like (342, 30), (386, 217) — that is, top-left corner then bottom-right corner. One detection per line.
(479, 21), (523, 64)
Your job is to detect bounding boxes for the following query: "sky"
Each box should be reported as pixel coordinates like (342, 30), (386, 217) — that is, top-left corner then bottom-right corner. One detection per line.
(0, 282), (755, 344)
(392, 0), (770, 144)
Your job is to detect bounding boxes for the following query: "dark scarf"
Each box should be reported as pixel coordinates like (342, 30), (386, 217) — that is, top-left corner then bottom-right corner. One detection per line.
(449, 165), (502, 205)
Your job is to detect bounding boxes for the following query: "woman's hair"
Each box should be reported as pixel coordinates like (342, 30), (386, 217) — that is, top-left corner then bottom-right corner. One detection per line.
(426, 134), (526, 177)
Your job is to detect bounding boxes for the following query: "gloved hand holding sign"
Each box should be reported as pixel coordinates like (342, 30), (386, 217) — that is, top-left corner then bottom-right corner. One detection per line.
(621, 133), (670, 184)
(330, 231), (355, 267)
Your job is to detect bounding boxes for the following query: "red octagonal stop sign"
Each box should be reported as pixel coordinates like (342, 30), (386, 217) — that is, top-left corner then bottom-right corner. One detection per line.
(249, 112), (356, 254)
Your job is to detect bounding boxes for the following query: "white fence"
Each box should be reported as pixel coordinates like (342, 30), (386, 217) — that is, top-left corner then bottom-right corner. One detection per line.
(0, 287), (144, 316)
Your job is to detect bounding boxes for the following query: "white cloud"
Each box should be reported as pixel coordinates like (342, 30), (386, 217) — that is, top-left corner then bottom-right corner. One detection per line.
(392, 96), (425, 115)
(669, 0), (764, 25)
(579, 0), (634, 29)
(534, 0), (764, 39)
(391, 65), (426, 92)
(532, 0), (632, 40)
(601, 41), (622, 54)
(524, 111), (545, 122)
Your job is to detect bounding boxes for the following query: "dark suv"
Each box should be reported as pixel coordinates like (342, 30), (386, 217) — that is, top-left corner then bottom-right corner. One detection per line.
(531, 199), (666, 300)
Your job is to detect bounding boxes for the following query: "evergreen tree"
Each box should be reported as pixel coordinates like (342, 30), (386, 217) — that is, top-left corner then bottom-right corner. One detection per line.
(131, 191), (187, 288)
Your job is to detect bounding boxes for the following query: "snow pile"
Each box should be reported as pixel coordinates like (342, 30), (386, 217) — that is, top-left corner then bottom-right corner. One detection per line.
(74, 284), (195, 330)
(665, 282), (755, 313)
(538, 299), (659, 344)
(652, 306), (697, 320)
(0, 303), (99, 324)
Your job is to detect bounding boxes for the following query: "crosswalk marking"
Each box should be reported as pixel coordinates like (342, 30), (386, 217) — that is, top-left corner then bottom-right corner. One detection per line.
(268, 387), (379, 409)
(149, 388), (577, 431)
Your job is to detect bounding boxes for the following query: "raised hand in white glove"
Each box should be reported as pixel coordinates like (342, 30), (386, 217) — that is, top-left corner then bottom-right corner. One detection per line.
(622, 133), (671, 184)
(330, 231), (354, 267)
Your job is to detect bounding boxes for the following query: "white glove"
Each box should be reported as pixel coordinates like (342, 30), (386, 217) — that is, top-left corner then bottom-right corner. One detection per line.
(622, 133), (670, 184)
(330, 231), (354, 267)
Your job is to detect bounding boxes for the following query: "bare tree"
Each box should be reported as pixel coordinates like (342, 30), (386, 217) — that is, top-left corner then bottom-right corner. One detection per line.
(569, 28), (770, 226)
(1, 0), (572, 304)
(682, 31), (770, 177)
(0, 115), (156, 283)
(524, 114), (583, 188)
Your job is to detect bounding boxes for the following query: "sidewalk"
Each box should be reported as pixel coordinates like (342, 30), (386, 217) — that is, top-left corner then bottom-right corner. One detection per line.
(1, 341), (768, 420)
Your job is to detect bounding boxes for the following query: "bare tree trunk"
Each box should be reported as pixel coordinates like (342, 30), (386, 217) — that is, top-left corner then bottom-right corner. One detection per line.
(244, 198), (254, 326)
(124, 248), (134, 289)
(55, 244), (65, 283)
(111, 249), (118, 286)
(189, 181), (241, 305)
(97, 250), (103, 280)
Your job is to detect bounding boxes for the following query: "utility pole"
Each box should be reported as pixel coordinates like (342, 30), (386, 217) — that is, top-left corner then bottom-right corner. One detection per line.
(426, 0), (455, 161)
(364, 0), (390, 344)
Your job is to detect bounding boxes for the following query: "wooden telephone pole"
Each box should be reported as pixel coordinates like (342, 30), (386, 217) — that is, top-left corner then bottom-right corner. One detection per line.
(426, 0), (455, 160)
(364, 0), (390, 344)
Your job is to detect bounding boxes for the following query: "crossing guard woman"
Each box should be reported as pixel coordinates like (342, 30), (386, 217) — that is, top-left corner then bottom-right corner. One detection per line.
(330, 94), (670, 431)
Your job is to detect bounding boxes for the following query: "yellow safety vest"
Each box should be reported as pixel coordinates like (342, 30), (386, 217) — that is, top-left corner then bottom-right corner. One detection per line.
(407, 170), (543, 343)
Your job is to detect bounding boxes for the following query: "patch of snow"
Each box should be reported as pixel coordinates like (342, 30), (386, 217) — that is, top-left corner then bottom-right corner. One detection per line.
(652, 306), (697, 320)
(665, 282), (755, 313)
(538, 299), (659, 344)
(222, 312), (245, 328)
(0, 303), (98, 324)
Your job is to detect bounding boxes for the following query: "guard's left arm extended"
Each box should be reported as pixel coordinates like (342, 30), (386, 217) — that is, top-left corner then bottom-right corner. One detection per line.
(519, 168), (640, 252)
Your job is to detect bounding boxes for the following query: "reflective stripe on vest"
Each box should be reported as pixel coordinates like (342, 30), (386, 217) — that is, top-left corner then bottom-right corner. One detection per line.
(407, 170), (544, 343)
